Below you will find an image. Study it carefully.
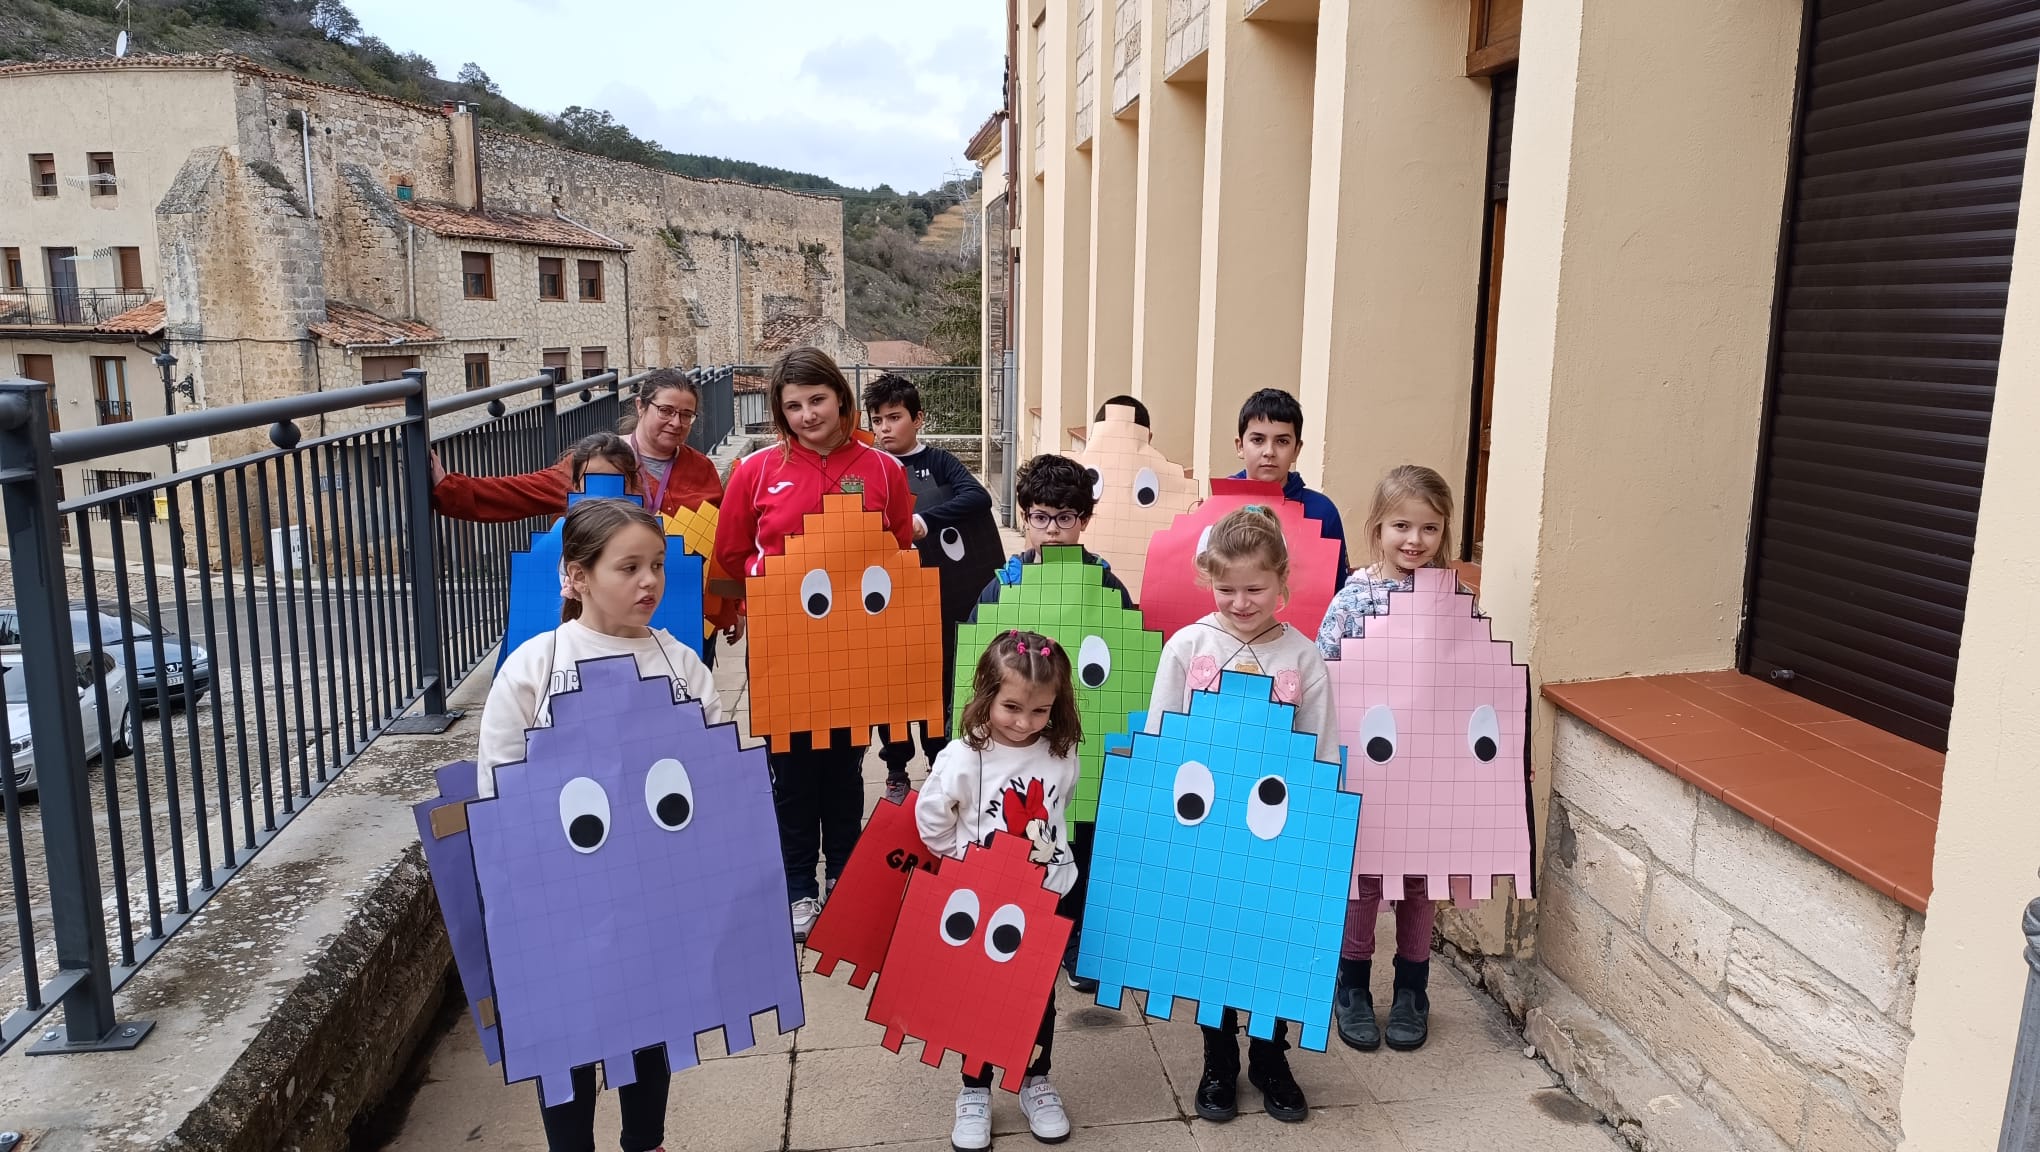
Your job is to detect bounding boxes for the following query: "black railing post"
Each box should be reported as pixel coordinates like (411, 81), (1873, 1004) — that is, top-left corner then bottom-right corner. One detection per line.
(540, 366), (563, 461)
(0, 379), (152, 1054)
(2003, 897), (2040, 1151)
(392, 368), (459, 733)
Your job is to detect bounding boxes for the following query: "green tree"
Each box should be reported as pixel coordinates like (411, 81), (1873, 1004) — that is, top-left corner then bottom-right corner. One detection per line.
(927, 268), (983, 366)
(456, 62), (499, 94)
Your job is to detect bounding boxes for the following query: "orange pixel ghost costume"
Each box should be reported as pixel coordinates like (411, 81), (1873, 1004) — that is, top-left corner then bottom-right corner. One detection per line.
(745, 493), (946, 752)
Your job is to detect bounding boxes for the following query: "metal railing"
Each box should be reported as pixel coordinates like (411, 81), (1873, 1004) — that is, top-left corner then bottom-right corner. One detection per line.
(92, 400), (131, 426)
(0, 288), (153, 329)
(687, 367), (736, 455)
(2004, 897), (2040, 1151)
(0, 362), (720, 1058)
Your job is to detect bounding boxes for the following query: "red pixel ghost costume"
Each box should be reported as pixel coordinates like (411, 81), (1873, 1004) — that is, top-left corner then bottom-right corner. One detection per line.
(1140, 478), (1344, 641)
(806, 790), (939, 989)
(1328, 567), (1534, 901)
(865, 832), (1072, 1092)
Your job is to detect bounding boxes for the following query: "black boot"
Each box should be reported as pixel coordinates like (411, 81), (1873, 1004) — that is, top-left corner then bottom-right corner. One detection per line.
(1335, 959), (1379, 1051)
(1385, 956), (1431, 1051)
(1195, 1027), (1239, 1122)
(1247, 1038), (1308, 1123)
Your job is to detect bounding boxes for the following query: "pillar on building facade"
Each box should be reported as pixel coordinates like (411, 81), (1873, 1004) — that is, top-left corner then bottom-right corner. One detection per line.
(1085, 40), (1138, 421)
(1038, 0), (1093, 453)
(1126, 0), (1206, 465)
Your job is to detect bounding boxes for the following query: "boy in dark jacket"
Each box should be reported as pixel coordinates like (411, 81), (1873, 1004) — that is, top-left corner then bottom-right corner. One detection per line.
(1232, 387), (1351, 591)
(865, 374), (1006, 803)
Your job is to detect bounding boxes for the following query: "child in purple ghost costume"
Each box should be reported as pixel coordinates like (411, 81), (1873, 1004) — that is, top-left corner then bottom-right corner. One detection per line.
(466, 654), (804, 1109)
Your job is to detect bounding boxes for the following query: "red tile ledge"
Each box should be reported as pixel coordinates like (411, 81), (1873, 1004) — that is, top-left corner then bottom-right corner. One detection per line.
(1543, 672), (1939, 914)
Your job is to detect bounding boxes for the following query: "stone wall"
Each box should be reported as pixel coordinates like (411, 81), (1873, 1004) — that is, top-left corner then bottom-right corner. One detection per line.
(1075, 0), (1099, 145)
(1535, 715), (1919, 1152)
(1113, 0), (1144, 114)
(1165, 0), (1211, 77)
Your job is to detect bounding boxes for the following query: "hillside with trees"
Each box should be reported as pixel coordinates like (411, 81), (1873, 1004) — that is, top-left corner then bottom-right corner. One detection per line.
(1, 0), (982, 354)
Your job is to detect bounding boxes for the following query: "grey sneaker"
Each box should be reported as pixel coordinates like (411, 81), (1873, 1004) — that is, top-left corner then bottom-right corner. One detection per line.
(1019, 1075), (1071, 1143)
(951, 1086), (992, 1151)
(790, 897), (823, 943)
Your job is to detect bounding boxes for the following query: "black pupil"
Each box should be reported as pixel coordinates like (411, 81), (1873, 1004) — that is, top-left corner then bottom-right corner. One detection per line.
(568, 814), (604, 849)
(991, 923), (1022, 954)
(1081, 663), (1106, 688)
(1474, 736), (1498, 762)
(1367, 736), (1394, 763)
(944, 912), (975, 941)
(656, 793), (691, 827)
(1136, 487), (1156, 506)
(1176, 793), (1206, 821)
(806, 593), (829, 615)
(1258, 777), (1286, 805)
(864, 592), (886, 613)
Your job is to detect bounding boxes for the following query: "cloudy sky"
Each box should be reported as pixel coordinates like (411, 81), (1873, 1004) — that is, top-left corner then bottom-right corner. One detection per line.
(346, 0), (1006, 192)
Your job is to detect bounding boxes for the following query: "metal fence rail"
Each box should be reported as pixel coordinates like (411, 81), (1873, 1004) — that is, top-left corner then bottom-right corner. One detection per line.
(2004, 897), (2040, 1151)
(0, 361), (735, 1058)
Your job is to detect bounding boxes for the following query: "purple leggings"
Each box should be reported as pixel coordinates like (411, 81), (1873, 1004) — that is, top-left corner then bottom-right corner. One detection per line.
(1341, 876), (1436, 963)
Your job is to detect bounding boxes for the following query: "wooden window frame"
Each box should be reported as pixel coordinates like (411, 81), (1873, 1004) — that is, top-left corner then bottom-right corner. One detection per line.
(2, 248), (22, 289)
(29, 154), (56, 199)
(461, 251), (494, 300)
(115, 246), (144, 292)
(577, 259), (604, 303)
(580, 347), (607, 379)
(91, 357), (130, 424)
(87, 152), (117, 197)
(463, 352), (491, 392)
(538, 256), (565, 301)
(1466, 0), (1522, 77)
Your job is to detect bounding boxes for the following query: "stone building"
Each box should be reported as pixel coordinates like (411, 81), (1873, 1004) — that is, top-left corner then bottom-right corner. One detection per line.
(0, 54), (846, 531)
(1007, 1), (2040, 1150)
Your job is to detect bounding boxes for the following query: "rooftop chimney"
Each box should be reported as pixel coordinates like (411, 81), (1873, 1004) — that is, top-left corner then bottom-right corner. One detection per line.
(450, 104), (482, 212)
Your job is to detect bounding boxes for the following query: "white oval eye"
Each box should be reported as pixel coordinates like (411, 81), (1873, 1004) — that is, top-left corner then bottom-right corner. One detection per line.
(644, 757), (694, 831)
(861, 565), (892, 614)
(1196, 524), (1214, 557)
(1076, 635), (1111, 689)
(1469, 704), (1501, 763)
(1361, 705), (1397, 764)
(1173, 760), (1214, 825)
(1247, 774), (1288, 840)
(1133, 467), (1160, 507)
(1088, 467), (1103, 502)
(985, 904), (1026, 962)
(940, 888), (980, 946)
(940, 526), (966, 562)
(559, 776), (610, 854)
(800, 569), (833, 618)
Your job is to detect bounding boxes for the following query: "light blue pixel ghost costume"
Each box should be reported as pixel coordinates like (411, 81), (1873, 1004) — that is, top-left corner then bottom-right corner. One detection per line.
(501, 472), (705, 667)
(1076, 671), (1360, 1051)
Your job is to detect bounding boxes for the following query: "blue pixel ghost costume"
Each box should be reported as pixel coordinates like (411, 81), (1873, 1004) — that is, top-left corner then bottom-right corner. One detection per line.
(501, 473), (705, 667)
(1076, 671), (1360, 1051)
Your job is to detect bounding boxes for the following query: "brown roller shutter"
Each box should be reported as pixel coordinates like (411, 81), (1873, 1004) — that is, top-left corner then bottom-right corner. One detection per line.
(1744, 0), (2040, 749)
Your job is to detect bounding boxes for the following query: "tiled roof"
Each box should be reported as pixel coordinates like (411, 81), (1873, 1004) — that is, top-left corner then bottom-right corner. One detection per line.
(308, 302), (441, 346)
(733, 372), (769, 395)
(395, 200), (628, 251)
(966, 110), (1007, 162)
(95, 299), (164, 335)
(863, 339), (948, 367)
(753, 315), (836, 354)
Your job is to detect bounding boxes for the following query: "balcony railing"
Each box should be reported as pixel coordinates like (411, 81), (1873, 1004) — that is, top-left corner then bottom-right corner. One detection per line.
(94, 399), (132, 425)
(0, 287), (153, 328)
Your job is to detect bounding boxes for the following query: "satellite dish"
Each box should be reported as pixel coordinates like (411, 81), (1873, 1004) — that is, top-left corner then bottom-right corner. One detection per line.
(115, 31), (128, 58)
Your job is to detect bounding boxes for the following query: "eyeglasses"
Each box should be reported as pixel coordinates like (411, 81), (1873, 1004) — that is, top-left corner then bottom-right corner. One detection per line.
(1025, 510), (1085, 530)
(644, 400), (695, 424)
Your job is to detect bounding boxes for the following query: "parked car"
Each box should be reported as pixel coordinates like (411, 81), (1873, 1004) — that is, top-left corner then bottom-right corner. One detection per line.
(0, 645), (132, 795)
(0, 605), (211, 711)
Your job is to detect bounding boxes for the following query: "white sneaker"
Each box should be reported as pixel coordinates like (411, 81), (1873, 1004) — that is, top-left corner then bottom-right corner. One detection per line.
(790, 897), (823, 943)
(951, 1085), (992, 1151)
(1019, 1075), (1071, 1143)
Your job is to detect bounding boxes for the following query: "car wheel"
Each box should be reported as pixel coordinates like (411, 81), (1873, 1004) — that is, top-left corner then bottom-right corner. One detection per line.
(109, 709), (133, 758)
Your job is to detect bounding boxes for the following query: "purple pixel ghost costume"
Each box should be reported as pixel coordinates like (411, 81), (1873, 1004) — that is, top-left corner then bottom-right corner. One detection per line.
(419, 654), (803, 1106)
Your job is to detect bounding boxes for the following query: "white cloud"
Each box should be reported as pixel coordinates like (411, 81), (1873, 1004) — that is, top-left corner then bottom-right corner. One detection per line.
(343, 0), (1004, 190)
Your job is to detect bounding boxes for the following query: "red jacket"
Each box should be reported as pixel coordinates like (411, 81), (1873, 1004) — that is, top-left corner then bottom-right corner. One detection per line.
(430, 444), (725, 523)
(716, 439), (914, 591)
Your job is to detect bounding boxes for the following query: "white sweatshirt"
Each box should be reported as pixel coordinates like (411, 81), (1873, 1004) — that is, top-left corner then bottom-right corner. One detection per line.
(1146, 614), (1340, 765)
(477, 618), (722, 797)
(916, 737), (1080, 896)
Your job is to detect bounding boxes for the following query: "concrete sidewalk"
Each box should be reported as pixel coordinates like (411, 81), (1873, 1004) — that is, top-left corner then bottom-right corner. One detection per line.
(377, 617), (1620, 1152)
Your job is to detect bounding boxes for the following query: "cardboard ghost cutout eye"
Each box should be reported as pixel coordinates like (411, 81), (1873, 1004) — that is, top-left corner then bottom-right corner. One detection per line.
(1077, 635), (1111, 688)
(985, 903), (1026, 962)
(1133, 467), (1160, 508)
(1174, 760), (1214, 825)
(940, 888), (980, 946)
(559, 776), (610, 853)
(1361, 704), (1397, 763)
(1469, 704), (1501, 762)
(940, 526), (966, 562)
(1248, 775), (1288, 840)
(1088, 467), (1103, 502)
(801, 569), (833, 618)
(862, 565), (892, 614)
(644, 757), (695, 831)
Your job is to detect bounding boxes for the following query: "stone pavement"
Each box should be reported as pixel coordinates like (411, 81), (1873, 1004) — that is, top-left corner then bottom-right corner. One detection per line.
(375, 623), (1623, 1152)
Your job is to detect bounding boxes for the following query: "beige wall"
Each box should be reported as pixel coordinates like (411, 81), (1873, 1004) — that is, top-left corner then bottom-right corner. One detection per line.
(1295, 0), (1487, 516)
(1127, 0), (1206, 465)
(1896, 103), (2040, 1151)
(1, 337), (172, 478)
(1040, 0), (1094, 452)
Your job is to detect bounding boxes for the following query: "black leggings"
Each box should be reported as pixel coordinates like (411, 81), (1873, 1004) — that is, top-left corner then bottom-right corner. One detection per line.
(537, 1046), (669, 1152)
(771, 739), (867, 902)
(963, 999), (1055, 1087)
